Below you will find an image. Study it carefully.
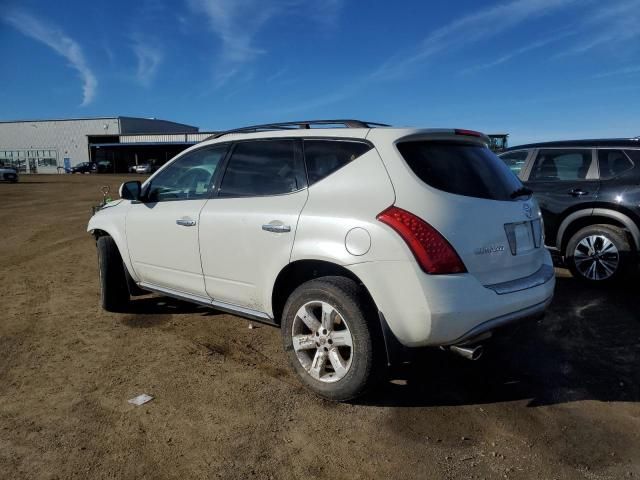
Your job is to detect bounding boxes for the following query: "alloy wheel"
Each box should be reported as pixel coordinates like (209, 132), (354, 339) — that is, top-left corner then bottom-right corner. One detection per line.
(573, 234), (619, 281)
(291, 301), (354, 383)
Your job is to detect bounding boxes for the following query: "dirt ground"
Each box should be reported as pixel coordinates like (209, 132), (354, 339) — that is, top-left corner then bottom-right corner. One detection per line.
(0, 174), (638, 480)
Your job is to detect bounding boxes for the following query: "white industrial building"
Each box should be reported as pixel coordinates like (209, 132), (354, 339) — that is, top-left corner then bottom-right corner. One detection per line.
(0, 116), (202, 173)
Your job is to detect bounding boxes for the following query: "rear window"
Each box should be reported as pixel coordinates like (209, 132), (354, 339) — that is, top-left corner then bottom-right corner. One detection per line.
(598, 150), (634, 179)
(396, 141), (523, 201)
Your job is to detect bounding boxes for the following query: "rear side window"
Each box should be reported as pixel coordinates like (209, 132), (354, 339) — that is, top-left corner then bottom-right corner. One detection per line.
(219, 140), (305, 197)
(396, 141), (523, 201)
(598, 150), (634, 179)
(304, 140), (372, 185)
(529, 149), (592, 181)
(625, 149), (640, 163)
(499, 150), (529, 176)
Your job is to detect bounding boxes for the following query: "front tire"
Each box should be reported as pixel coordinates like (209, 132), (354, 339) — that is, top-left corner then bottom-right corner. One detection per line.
(97, 236), (130, 312)
(565, 225), (632, 283)
(281, 276), (381, 401)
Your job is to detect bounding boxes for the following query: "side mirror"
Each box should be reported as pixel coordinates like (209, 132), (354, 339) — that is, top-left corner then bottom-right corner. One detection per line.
(119, 181), (141, 201)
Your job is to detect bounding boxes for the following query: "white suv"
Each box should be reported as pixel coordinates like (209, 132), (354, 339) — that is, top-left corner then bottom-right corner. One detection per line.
(88, 120), (555, 401)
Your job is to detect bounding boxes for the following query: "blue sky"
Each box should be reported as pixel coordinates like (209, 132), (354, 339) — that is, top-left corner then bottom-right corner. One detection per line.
(1, 0), (639, 145)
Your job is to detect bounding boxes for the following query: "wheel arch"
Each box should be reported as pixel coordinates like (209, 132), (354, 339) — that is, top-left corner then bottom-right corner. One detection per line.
(271, 260), (376, 325)
(88, 220), (137, 282)
(556, 208), (640, 254)
(271, 259), (402, 366)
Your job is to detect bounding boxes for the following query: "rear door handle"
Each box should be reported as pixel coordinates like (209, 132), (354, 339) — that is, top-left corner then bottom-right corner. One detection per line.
(262, 224), (291, 233)
(568, 189), (588, 197)
(176, 218), (197, 227)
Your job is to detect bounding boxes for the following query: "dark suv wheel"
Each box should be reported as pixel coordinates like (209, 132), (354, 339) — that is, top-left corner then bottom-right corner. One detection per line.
(565, 225), (632, 283)
(281, 276), (382, 401)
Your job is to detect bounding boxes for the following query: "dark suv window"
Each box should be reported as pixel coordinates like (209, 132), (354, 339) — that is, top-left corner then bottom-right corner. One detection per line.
(219, 140), (305, 197)
(625, 149), (640, 164)
(396, 141), (523, 201)
(598, 150), (634, 179)
(304, 140), (372, 185)
(529, 149), (592, 181)
(499, 150), (529, 176)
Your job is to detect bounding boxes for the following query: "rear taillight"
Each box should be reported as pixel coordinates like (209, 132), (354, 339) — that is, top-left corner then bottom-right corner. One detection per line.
(454, 129), (483, 137)
(377, 206), (466, 274)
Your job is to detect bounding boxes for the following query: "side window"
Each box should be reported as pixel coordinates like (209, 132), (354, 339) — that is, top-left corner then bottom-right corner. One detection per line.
(529, 149), (593, 182)
(625, 149), (640, 163)
(146, 145), (227, 202)
(499, 150), (529, 176)
(219, 140), (305, 197)
(598, 150), (634, 179)
(304, 140), (372, 185)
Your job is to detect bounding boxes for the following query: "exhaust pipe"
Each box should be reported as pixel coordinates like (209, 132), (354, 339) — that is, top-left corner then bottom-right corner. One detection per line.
(448, 344), (484, 361)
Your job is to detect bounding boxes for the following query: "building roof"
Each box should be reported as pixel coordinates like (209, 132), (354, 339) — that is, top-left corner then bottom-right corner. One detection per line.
(0, 116), (197, 129)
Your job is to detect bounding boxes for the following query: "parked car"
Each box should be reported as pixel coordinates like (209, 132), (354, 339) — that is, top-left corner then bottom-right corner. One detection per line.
(0, 165), (18, 182)
(70, 162), (97, 174)
(134, 163), (159, 174)
(500, 137), (640, 283)
(88, 120), (555, 401)
(96, 161), (112, 173)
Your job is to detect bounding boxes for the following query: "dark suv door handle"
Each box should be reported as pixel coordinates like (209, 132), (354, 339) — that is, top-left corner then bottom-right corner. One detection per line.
(568, 189), (588, 197)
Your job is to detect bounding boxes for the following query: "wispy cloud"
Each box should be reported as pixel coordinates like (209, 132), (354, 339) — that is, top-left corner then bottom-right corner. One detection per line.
(555, 0), (640, 57)
(593, 65), (640, 79)
(187, 0), (343, 87)
(2, 10), (97, 106)
(461, 29), (576, 75)
(278, 0), (578, 114)
(371, 0), (578, 81)
(266, 66), (288, 83)
(133, 39), (163, 87)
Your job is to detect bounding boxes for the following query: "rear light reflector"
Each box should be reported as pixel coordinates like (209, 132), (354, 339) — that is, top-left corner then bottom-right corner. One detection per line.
(454, 129), (483, 137)
(377, 206), (466, 274)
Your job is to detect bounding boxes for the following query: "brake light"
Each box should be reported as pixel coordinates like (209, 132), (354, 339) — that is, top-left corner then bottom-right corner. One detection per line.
(377, 206), (466, 274)
(454, 129), (483, 137)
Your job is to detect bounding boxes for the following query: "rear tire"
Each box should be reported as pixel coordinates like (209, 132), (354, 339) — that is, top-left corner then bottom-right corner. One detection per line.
(281, 276), (382, 402)
(565, 224), (632, 283)
(97, 236), (130, 312)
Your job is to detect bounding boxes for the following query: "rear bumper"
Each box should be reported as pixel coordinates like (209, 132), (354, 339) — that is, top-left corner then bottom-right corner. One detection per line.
(347, 251), (555, 347)
(447, 295), (551, 345)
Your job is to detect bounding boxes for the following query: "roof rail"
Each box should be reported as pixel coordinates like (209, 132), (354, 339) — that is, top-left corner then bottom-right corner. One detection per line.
(204, 119), (390, 141)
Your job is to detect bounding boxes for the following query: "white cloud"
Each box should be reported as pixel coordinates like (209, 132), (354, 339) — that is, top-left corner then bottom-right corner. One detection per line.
(3, 10), (97, 106)
(187, 0), (343, 86)
(593, 65), (640, 79)
(555, 0), (640, 57)
(461, 29), (576, 75)
(370, 0), (578, 81)
(133, 39), (163, 87)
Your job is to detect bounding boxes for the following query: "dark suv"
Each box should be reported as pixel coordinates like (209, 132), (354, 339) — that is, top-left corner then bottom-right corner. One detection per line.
(70, 162), (97, 174)
(500, 138), (640, 283)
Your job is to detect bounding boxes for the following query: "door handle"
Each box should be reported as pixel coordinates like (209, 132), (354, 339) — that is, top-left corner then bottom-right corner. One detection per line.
(568, 189), (588, 197)
(176, 218), (197, 227)
(262, 224), (291, 233)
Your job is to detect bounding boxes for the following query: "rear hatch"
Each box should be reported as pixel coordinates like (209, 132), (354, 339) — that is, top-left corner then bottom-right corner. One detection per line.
(393, 136), (545, 285)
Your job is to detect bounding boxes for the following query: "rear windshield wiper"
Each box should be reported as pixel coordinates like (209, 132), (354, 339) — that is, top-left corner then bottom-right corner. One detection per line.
(510, 186), (533, 199)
